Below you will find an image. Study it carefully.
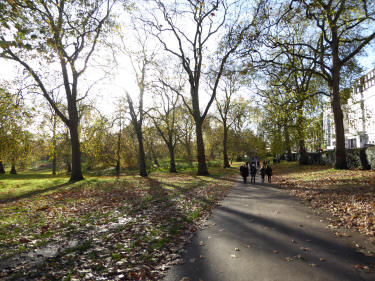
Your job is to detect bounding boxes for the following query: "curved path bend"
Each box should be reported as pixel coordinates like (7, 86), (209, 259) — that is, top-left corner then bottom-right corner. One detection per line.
(164, 178), (375, 281)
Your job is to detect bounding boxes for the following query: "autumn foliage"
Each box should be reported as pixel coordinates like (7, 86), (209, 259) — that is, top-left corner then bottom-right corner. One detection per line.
(273, 162), (375, 241)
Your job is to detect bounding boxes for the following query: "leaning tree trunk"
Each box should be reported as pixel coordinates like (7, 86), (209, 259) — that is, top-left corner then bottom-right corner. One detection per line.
(68, 122), (84, 182)
(10, 164), (17, 174)
(223, 125), (230, 168)
(136, 128), (148, 177)
(0, 160), (5, 174)
(168, 144), (177, 173)
(195, 121), (209, 175)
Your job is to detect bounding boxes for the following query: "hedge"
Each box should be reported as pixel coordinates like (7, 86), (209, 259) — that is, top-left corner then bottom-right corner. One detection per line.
(296, 146), (375, 170)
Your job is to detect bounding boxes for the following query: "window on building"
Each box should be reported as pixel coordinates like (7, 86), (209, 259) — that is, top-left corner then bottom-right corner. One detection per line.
(349, 138), (357, 148)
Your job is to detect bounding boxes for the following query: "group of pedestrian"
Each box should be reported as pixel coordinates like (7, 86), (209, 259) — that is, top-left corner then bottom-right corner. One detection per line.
(240, 161), (272, 184)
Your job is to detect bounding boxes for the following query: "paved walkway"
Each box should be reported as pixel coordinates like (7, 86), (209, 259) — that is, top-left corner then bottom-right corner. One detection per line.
(164, 178), (375, 281)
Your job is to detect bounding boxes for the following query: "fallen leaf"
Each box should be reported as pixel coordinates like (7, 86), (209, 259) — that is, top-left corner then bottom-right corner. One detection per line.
(300, 247), (311, 251)
(199, 255), (205, 259)
(246, 244), (252, 248)
(234, 248), (240, 251)
(199, 241), (204, 246)
(319, 258), (326, 262)
(309, 263), (317, 267)
(230, 254), (237, 258)
(285, 257), (293, 262)
(273, 250), (279, 254)
(19, 238), (30, 244)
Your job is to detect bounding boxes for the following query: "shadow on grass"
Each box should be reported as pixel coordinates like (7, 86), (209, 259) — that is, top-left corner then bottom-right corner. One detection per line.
(0, 182), (72, 204)
(0, 173), (68, 181)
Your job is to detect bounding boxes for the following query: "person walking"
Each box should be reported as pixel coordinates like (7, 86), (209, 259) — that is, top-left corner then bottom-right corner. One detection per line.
(240, 162), (249, 184)
(259, 164), (266, 184)
(250, 163), (257, 183)
(265, 164), (272, 183)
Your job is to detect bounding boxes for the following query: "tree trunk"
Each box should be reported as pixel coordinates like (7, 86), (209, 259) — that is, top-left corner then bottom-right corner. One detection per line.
(298, 139), (308, 165)
(169, 145), (177, 173)
(10, 164), (17, 174)
(223, 125), (230, 168)
(66, 160), (71, 173)
(116, 129), (121, 177)
(115, 160), (120, 177)
(184, 139), (193, 168)
(195, 121), (209, 175)
(296, 105), (308, 165)
(331, 45), (347, 169)
(52, 113), (57, 175)
(68, 124), (84, 182)
(331, 88), (347, 169)
(136, 129), (148, 177)
(0, 160), (5, 174)
(149, 144), (160, 168)
(52, 154), (57, 175)
(284, 127), (292, 161)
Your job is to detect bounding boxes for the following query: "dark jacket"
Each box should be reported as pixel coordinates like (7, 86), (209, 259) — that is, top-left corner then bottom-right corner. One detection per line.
(260, 167), (266, 176)
(265, 166), (272, 176)
(240, 165), (249, 177)
(250, 165), (257, 176)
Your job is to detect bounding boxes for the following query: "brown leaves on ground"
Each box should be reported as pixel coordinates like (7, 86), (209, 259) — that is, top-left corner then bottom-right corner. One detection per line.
(273, 162), (375, 240)
(0, 171), (236, 280)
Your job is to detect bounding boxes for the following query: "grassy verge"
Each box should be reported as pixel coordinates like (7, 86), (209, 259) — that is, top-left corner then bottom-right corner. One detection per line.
(0, 166), (238, 280)
(272, 161), (375, 241)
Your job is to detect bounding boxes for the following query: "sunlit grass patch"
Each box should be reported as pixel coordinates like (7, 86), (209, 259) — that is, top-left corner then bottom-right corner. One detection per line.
(0, 166), (236, 265)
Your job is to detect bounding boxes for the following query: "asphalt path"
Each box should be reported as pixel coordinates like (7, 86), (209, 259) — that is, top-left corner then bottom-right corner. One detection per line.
(164, 176), (375, 281)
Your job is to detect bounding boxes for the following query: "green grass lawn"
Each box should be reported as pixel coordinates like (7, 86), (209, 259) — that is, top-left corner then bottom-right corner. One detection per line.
(0, 164), (239, 280)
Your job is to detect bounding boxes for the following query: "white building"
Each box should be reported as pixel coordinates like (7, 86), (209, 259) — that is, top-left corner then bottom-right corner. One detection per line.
(323, 68), (375, 149)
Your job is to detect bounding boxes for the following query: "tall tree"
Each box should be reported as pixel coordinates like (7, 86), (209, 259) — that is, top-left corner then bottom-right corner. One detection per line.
(143, 0), (267, 175)
(279, 0), (375, 169)
(121, 27), (157, 178)
(149, 74), (181, 173)
(214, 71), (244, 168)
(0, 0), (115, 181)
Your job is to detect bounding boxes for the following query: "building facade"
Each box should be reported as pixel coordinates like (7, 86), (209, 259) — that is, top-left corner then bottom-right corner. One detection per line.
(323, 68), (375, 149)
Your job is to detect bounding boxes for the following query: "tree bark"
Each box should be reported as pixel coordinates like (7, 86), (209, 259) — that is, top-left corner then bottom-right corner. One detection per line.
(0, 161), (5, 174)
(223, 125), (230, 168)
(331, 41), (347, 169)
(10, 164), (16, 174)
(195, 121), (209, 175)
(331, 86), (347, 169)
(66, 160), (71, 174)
(149, 144), (160, 168)
(284, 127), (292, 161)
(116, 129), (121, 177)
(169, 145), (177, 173)
(68, 124), (84, 181)
(298, 139), (308, 165)
(136, 129), (148, 177)
(184, 142), (193, 168)
(52, 154), (57, 175)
